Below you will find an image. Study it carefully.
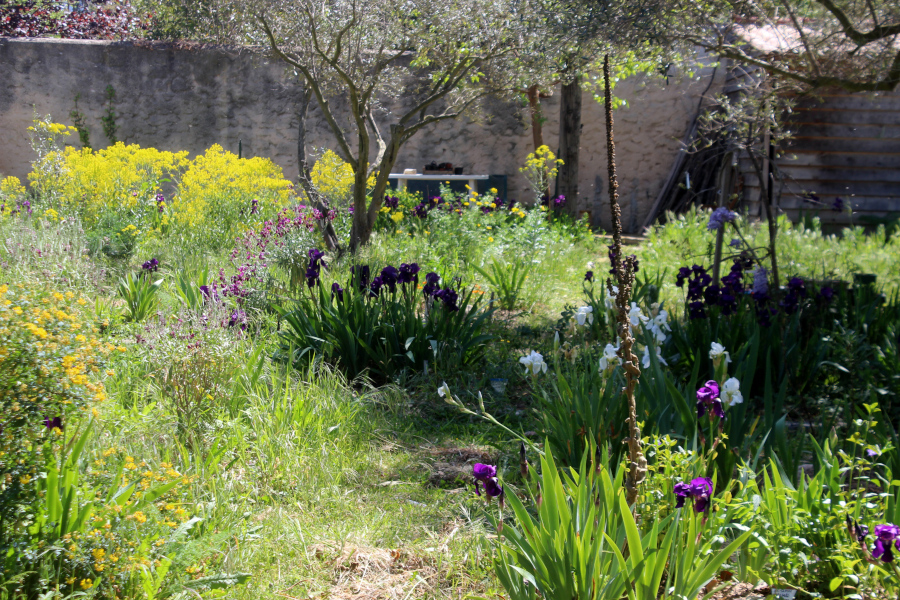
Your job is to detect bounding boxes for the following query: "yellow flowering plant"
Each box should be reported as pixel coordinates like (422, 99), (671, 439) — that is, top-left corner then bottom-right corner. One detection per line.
(0, 175), (31, 221)
(309, 149), (354, 207)
(519, 145), (563, 202)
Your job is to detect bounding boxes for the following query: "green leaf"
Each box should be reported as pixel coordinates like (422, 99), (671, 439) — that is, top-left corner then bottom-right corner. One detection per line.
(182, 572), (252, 590)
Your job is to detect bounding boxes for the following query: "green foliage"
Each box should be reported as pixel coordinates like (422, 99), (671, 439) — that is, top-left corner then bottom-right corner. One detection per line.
(69, 93), (90, 150)
(117, 271), (162, 322)
(101, 85), (118, 145)
(275, 272), (494, 380)
(473, 257), (531, 311)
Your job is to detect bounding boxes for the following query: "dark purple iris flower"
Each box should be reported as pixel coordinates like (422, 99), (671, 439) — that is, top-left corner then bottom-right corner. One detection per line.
(673, 477), (714, 512)
(847, 517), (869, 543)
(423, 272), (440, 296)
(380, 266), (399, 292)
(674, 482), (691, 508)
(384, 196), (399, 210)
(331, 282), (344, 302)
(414, 203), (428, 218)
(873, 524), (900, 563)
(250, 199), (259, 215)
(435, 288), (459, 311)
(585, 270), (593, 282)
(696, 381), (724, 419)
(370, 276), (384, 297)
(305, 266), (320, 288)
(818, 286), (835, 303)
(44, 416), (63, 431)
(398, 263), (420, 285)
(308, 248), (326, 270)
(141, 258), (159, 273)
(473, 463), (504, 501)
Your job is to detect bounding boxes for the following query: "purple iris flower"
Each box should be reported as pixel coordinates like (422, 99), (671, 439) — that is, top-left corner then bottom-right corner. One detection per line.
(585, 270), (593, 282)
(305, 266), (320, 288)
(331, 282), (344, 302)
(473, 464), (503, 501)
(473, 463), (497, 480)
(370, 276), (384, 297)
(818, 286), (835, 303)
(847, 517), (869, 543)
(872, 524), (900, 563)
(250, 199), (259, 215)
(380, 266), (399, 292)
(308, 248), (326, 270)
(423, 272), (440, 296)
(384, 196), (399, 210)
(413, 203), (428, 218)
(674, 482), (691, 508)
(434, 288), (459, 311)
(141, 258), (159, 273)
(398, 263), (420, 285)
(696, 381), (724, 419)
(673, 477), (714, 513)
(156, 192), (166, 213)
(44, 416), (63, 431)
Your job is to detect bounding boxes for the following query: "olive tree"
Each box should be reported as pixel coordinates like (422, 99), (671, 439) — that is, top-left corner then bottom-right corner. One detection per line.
(252, 0), (518, 251)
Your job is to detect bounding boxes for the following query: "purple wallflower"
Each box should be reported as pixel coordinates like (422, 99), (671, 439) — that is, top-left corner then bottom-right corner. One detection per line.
(44, 416), (63, 431)
(585, 270), (594, 282)
(380, 266), (399, 292)
(872, 524), (900, 563)
(707, 207), (737, 231)
(331, 282), (344, 302)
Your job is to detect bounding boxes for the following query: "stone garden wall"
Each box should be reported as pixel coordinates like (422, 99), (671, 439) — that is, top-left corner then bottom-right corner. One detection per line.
(0, 37), (722, 231)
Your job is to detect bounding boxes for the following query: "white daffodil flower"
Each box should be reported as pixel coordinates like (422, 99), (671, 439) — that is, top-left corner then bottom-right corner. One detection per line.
(574, 306), (594, 326)
(721, 377), (743, 406)
(438, 382), (451, 398)
(709, 342), (732, 363)
(641, 345), (668, 369)
(628, 302), (649, 328)
(519, 350), (547, 375)
(599, 343), (621, 371)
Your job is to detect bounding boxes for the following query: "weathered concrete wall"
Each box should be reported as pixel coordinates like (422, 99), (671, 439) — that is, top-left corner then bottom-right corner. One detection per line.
(0, 38), (720, 231)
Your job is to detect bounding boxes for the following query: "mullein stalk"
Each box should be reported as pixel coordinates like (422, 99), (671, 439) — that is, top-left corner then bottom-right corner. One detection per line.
(603, 54), (646, 506)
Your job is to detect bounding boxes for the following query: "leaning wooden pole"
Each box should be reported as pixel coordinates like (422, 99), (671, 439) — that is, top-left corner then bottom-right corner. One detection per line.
(603, 54), (646, 505)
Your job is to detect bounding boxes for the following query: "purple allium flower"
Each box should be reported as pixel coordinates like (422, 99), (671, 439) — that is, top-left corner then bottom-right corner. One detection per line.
(44, 416), (63, 431)
(872, 524), (900, 563)
(380, 266), (399, 292)
(707, 207), (737, 231)
(370, 276), (384, 297)
(729, 238), (742, 248)
(585, 270), (594, 282)
(331, 282), (344, 302)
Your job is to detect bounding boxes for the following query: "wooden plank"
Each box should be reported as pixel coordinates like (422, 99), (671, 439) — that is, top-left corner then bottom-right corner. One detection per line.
(762, 152), (900, 170)
(779, 195), (900, 211)
(781, 138), (900, 153)
(792, 94), (900, 111)
(782, 209), (900, 225)
(790, 108), (900, 126)
(774, 179), (900, 198)
(779, 166), (900, 184)
(789, 123), (900, 140)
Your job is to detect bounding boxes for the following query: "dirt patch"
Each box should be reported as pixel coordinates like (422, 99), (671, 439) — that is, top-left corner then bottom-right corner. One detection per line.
(707, 581), (771, 600)
(420, 445), (495, 488)
(310, 543), (439, 600)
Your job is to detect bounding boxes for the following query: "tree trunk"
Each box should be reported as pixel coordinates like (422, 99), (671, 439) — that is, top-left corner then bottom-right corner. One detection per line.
(525, 85), (550, 200)
(558, 75), (582, 217)
(296, 86), (341, 252)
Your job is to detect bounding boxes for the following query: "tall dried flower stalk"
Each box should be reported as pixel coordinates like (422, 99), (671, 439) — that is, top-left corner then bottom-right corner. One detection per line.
(603, 54), (646, 505)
